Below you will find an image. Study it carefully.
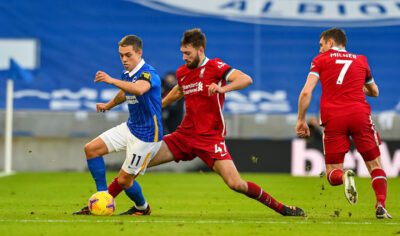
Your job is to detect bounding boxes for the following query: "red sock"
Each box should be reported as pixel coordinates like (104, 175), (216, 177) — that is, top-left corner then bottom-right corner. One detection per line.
(108, 177), (123, 198)
(327, 169), (343, 186)
(371, 169), (387, 208)
(246, 181), (283, 213)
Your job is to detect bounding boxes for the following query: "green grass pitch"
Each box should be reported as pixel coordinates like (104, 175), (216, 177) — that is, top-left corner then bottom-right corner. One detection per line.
(0, 172), (399, 235)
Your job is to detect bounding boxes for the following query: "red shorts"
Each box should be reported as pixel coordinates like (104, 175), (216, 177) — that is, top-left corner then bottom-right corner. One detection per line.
(323, 113), (381, 164)
(163, 130), (232, 168)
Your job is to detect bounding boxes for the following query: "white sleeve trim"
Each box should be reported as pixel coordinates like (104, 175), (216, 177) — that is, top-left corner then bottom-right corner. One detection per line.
(309, 72), (320, 78)
(225, 68), (236, 81)
(365, 78), (374, 84)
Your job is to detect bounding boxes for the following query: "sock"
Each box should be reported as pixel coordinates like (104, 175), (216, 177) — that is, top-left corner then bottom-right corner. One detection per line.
(371, 168), (387, 208)
(327, 169), (343, 186)
(108, 177), (124, 198)
(124, 180), (147, 207)
(246, 181), (283, 213)
(87, 156), (107, 191)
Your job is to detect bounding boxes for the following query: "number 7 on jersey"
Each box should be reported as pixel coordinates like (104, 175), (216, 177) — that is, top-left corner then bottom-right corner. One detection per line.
(335, 60), (353, 84)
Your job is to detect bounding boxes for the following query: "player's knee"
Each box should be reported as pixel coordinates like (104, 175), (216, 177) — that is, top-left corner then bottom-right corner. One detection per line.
(84, 143), (97, 159)
(117, 176), (132, 189)
(226, 179), (246, 193)
(84, 143), (92, 158)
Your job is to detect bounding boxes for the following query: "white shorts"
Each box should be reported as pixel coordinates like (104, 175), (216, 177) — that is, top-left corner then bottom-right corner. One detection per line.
(99, 122), (162, 175)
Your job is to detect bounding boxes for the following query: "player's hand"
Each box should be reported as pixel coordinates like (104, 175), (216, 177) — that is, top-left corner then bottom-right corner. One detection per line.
(96, 103), (110, 113)
(94, 71), (114, 84)
(296, 121), (310, 138)
(207, 83), (225, 96)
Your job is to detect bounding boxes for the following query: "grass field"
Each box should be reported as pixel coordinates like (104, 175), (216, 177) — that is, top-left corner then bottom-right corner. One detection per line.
(0, 172), (398, 235)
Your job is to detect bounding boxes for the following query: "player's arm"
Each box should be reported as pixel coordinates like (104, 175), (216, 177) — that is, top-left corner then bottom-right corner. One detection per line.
(94, 71), (151, 96)
(296, 73), (319, 138)
(162, 84), (184, 108)
(207, 69), (253, 96)
(96, 89), (126, 113)
(363, 80), (379, 97)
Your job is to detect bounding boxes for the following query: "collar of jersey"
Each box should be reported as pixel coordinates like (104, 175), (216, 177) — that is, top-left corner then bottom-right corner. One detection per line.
(331, 46), (346, 52)
(125, 59), (145, 77)
(198, 57), (209, 67)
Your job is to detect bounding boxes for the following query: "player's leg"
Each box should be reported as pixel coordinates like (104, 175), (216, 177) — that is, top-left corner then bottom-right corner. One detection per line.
(364, 156), (390, 218)
(85, 123), (133, 193)
(117, 170), (151, 215)
(107, 141), (175, 198)
(74, 123), (144, 215)
(351, 113), (390, 218)
(148, 141), (175, 167)
(361, 152), (390, 218)
(118, 134), (162, 215)
(212, 159), (305, 216)
(84, 137), (109, 192)
(323, 118), (357, 204)
(73, 137), (110, 215)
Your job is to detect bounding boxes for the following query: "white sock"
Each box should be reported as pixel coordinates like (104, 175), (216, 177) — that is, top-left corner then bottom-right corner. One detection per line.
(135, 202), (148, 210)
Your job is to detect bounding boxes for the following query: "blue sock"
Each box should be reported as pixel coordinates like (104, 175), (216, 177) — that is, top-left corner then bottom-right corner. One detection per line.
(87, 156), (107, 191)
(124, 180), (146, 206)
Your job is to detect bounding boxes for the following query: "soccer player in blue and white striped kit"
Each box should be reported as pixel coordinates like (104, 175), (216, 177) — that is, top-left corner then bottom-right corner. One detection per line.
(73, 35), (163, 215)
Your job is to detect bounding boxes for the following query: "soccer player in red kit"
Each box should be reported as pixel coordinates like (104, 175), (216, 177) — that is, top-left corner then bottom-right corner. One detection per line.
(296, 27), (391, 219)
(105, 28), (305, 217)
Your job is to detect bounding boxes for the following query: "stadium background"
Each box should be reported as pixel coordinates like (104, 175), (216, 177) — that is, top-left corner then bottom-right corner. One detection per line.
(0, 0), (399, 177)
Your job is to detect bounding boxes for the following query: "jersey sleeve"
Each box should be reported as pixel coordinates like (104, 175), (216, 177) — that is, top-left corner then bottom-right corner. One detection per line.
(360, 55), (374, 84)
(214, 58), (234, 81)
(137, 71), (152, 85)
(175, 66), (184, 87)
(309, 55), (322, 78)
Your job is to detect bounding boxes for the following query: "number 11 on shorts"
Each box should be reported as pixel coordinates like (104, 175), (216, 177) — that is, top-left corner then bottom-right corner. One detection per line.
(214, 142), (227, 155)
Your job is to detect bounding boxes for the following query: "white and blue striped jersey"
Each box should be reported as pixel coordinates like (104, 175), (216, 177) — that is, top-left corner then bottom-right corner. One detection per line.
(121, 59), (163, 142)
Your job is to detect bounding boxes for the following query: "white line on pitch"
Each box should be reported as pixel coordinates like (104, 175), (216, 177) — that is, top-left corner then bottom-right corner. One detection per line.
(0, 219), (398, 225)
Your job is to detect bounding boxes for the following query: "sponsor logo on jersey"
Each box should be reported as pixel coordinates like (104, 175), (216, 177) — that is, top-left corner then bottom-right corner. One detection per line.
(127, 0), (400, 27)
(140, 72), (152, 81)
(182, 81), (203, 95)
(126, 95), (139, 104)
(180, 76), (186, 82)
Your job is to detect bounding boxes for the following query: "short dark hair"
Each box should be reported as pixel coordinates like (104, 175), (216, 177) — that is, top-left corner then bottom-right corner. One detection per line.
(320, 27), (347, 47)
(181, 28), (206, 49)
(119, 35), (142, 52)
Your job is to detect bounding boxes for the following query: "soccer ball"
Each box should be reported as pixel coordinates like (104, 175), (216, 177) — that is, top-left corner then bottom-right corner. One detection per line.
(88, 192), (115, 216)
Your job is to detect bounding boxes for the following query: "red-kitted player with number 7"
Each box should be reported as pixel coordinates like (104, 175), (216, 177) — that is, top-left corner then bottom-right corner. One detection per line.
(296, 27), (391, 219)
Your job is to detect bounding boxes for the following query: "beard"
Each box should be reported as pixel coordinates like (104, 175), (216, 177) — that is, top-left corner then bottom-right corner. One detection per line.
(186, 53), (201, 69)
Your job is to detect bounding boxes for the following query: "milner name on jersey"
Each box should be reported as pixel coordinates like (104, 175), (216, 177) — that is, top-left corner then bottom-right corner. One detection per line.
(330, 52), (357, 59)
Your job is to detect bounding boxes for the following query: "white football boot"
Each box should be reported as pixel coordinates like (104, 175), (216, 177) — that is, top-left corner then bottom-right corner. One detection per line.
(376, 203), (392, 219)
(344, 170), (358, 205)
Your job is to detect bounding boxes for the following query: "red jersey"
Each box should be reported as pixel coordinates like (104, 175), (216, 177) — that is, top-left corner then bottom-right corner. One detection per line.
(309, 47), (372, 124)
(176, 57), (233, 136)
